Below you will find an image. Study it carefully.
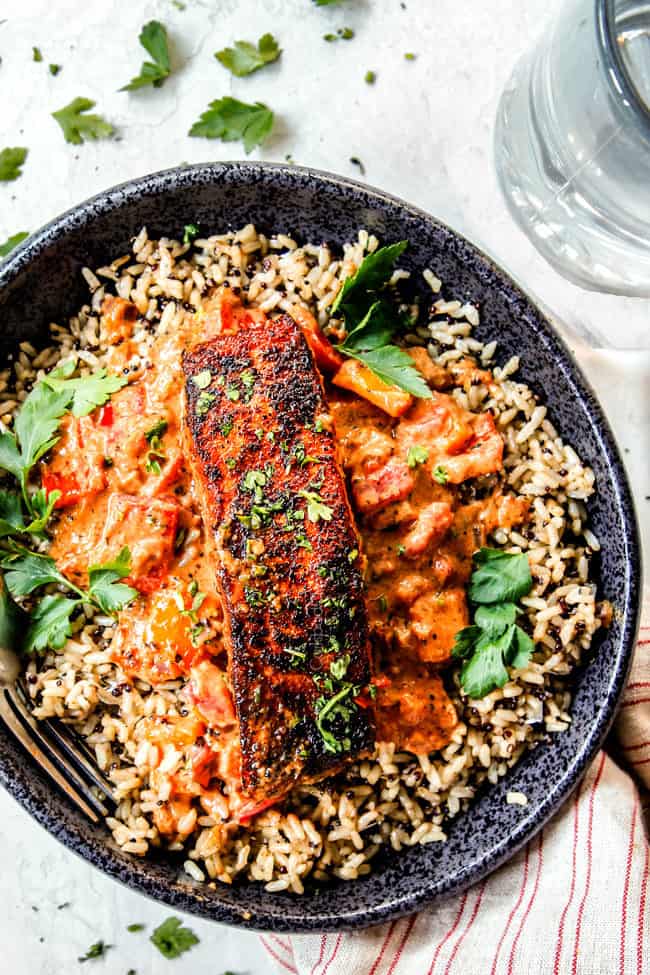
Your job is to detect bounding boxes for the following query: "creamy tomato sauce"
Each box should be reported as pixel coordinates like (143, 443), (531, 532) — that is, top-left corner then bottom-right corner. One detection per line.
(42, 289), (528, 834)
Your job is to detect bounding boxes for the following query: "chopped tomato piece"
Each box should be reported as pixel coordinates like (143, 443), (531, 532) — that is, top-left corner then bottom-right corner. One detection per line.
(400, 501), (454, 557)
(100, 492), (179, 592)
(188, 658), (236, 728)
(399, 394), (474, 456)
(100, 296), (138, 345)
(141, 714), (206, 747)
(375, 668), (457, 753)
(442, 412), (504, 484)
(201, 287), (268, 337)
(40, 414), (107, 508)
(97, 403), (114, 426)
(352, 458), (414, 515)
(41, 471), (82, 508)
(333, 358), (413, 418)
(290, 305), (344, 373)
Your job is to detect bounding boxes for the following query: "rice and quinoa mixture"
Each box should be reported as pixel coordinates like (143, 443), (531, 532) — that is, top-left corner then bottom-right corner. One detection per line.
(4, 225), (608, 893)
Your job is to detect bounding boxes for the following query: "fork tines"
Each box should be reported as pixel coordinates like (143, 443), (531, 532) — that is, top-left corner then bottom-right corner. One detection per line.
(0, 684), (114, 822)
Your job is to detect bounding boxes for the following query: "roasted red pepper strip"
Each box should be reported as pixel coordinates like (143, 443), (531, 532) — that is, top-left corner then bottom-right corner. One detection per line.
(289, 305), (344, 373)
(98, 403), (114, 426)
(41, 471), (81, 508)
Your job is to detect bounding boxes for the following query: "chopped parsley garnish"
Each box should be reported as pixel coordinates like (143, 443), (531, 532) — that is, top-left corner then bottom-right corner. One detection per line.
(32, 46), (43, 62)
(52, 97), (114, 144)
(452, 548), (534, 699)
(192, 369), (212, 389)
(313, 0), (345, 5)
(216, 33), (281, 77)
(183, 222), (200, 245)
(364, 70), (376, 84)
(196, 391), (216, 415)
(0, 232), (29, 258)
(49, 63), (61, 76)
(78, 941), (112, 962)
(333, 242), (431, 398)
(144, 420), (167, 475)
(0, 147), (28, 182)
(120, 21), (172, 91)
(127, 923), (145, 933)
(330, 653), (350, 680)
(220, 416), (234, 437)
(298, 489), (333, 523)
(189, 97), (274, 154)
(150, 917), (199, 959)
(433, 465), (448, 484)
(226, 385), (240, 402)
(396, 543), (406, 556)
(293, 443), (320, 468)
(324, 27), (354, 41)
(377, 594), (387, 613)
(315, 684), (355, 753)
(404, 52), (416, 60)
(350, 156), (366, 175)
(407, 445), (429, 468)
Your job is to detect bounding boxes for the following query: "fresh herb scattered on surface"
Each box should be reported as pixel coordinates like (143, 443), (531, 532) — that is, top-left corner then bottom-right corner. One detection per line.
(120, 21), (172, 90)
(32, 46), (42, 62)
(183, 222), (200, 245)
(216, 33), (281, 77)
(150, 917), (199, 959)
(0, 233), (29, 258)
(452, 548), (534, 698)
(49, 63), (61, 76)
(126, 923), (145, 933)
(0, 147), (28, 182)
(78, 941), (112, 963)
(349, 156), (365, 174)
(189, 97), (274, 153)
(364, 70), (376, 83)
(407, 445), (429, 468)
(52, 98), (114, 144)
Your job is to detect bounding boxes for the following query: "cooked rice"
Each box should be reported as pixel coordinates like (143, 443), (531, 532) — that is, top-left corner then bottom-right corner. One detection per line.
(4, 225), (607, 892)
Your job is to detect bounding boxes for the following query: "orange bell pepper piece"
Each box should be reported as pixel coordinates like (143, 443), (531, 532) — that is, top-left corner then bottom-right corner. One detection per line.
(332, 358), (413, 418)
(290, 305), (344, 373)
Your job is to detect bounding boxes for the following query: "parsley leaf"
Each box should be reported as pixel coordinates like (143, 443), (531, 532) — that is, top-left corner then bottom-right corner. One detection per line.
(216, 33), (281, 77)
(332, 241), (408, 323)
(41, 361), (126, 416)
(52, 97), (114, 145)
(183, 223), (200, 245)
(452, 549), (534, 698)
(78, 941), (112, 963)
(433, 465), (448, 484)
(49, 63), (61, 76)
(0, 491), (26, 537)
(24, 595), (79, 653)
(126, 923), (145, 933)
(0, 232), (29, 258)
(469, 548), (532, 604)
(88, 547), (138, 614)
(340, 300), (395, 352)
(407, 445), (429, 468)
(0, 549), (70, 598)
(189, 97), (274, 154)
(458, 628), (511, 699)
(24, 487), (61, 536)
(346, 346), (432, 398)
(0, 573), (24, 652)
(150, 917), (199, 959)
(121, 21), (172, 91)
(313, 0), (345, 5)
(298, 489), (333, 523)
(0, 147), (28, 182)
(32, 46), (43, 62)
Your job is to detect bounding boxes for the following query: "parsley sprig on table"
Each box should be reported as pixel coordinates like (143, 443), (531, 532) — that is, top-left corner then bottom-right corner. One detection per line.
(216, 33), (281, 77)
(150, 917), (199, 959)
(121, 21), (172, 91)
(189, 97), (274, 153)
(0, 147), (28, 182)
(452, 548), (534, 699)
(332, 242), (431, 397)
(51, 98), (114, 145)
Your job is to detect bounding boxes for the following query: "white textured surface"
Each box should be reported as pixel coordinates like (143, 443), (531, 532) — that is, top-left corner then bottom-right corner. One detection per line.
(0, 1), (648, 972)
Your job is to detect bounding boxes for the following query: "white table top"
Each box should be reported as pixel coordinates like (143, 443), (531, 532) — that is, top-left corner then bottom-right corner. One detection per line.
(0, 1), (648, 972)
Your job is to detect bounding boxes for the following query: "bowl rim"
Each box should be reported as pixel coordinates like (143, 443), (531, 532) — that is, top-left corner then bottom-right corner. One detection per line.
(0, 161), (642, 931)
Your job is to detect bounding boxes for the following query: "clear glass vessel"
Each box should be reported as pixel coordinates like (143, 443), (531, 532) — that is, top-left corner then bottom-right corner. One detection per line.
(495, 0), (650, 298)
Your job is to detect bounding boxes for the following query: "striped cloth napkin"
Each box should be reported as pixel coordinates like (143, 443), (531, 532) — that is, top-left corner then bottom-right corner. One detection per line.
(261, 601), (649, 975)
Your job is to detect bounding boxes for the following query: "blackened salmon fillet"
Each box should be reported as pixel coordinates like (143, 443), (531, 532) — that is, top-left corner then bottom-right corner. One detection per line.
(182, 314), (375, 803)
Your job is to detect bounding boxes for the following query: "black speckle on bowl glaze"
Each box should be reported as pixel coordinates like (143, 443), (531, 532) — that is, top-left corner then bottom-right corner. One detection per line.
(0, 163), (641, 932)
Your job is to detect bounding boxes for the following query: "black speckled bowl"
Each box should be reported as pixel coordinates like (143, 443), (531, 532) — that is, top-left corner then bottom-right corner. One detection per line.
(0, 164), (641, 932)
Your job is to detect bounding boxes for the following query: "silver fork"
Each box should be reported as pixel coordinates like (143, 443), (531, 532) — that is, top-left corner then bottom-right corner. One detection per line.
(0, 645), (115, 822)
